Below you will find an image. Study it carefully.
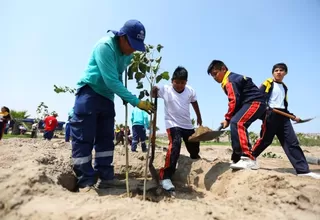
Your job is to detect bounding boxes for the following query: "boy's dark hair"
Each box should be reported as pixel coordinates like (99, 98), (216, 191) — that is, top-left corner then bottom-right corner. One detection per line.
(2, 106), (10, 113)
(172, 66), (188, 81)
(272, 63), (288, 73)
(207, 60), (228, 74)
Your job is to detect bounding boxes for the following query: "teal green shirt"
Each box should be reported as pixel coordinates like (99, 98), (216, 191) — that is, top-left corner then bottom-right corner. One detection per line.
(131, 107), (149, 129)
(77, 36), (140, 106)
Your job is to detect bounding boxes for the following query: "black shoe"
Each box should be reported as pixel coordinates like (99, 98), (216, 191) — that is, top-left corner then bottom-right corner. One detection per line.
(190, 155), (201, 160)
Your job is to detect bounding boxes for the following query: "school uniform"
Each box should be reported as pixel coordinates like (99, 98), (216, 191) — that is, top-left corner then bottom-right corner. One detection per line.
(252, 78), (310, 174)
(158, 84), (200, 184)
(221, 71), (266, 163)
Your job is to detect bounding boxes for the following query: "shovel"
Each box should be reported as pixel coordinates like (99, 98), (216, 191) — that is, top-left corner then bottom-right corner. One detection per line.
(189, 124), (225, 142)
(271, 108), (315, 124)
(148, 96), (160, 185)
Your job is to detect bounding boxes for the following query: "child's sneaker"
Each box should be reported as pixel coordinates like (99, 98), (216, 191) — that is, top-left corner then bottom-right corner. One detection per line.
(297, 172), (320, 180)
(230, 156), (259, 170)
(160, 179), (175, 191)
(78, 185), (95, 193)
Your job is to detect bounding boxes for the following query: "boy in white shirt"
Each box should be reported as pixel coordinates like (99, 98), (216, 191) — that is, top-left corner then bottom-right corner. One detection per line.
(152, 66), (203, 191)
(252, 63), (320, 179)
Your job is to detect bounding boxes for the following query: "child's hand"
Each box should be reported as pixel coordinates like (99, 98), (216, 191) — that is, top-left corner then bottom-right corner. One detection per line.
(293, 116), (301, 122)
(152, 86), (159, 97)
(221, 120), (230, 129)
(197, 118), (202, 126)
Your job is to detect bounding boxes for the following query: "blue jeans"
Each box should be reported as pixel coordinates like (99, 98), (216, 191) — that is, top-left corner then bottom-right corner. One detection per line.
(70, 85), (115, 188)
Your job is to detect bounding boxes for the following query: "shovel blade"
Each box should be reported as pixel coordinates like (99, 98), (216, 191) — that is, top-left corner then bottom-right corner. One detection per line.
(294, 117), (315, 124)
(188, 131), (224, 142)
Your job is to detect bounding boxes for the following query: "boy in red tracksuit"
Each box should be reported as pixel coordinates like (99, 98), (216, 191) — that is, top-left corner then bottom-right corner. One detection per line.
(43, 113), (58, 140)
(207, 60), (266, 170)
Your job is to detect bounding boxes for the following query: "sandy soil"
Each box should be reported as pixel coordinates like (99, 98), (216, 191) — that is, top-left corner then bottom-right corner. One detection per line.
(0, 138), (319, 220)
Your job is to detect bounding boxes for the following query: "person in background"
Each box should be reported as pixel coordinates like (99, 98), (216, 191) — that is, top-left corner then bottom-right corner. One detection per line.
(130, 107), (149, 152)
(43, 113), (58, 140)
(0, 106), (11, 141)
(31, 120), (39, 138)
(65, 108), (74, 142)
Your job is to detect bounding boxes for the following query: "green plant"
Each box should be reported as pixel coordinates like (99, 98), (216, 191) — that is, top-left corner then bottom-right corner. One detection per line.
(127, 44), (169, 100)
(10, 110), (30, 119)
(262, 152), (282, 159)
(128, 44), (169, 201)
(249, 131), (258, 145)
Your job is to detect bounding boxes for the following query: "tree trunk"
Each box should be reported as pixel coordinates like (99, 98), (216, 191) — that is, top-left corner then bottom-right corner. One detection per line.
(11, 120), (21, 135)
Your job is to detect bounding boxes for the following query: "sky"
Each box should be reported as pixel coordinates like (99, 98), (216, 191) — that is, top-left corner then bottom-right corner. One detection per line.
(1, 0), (320, 134)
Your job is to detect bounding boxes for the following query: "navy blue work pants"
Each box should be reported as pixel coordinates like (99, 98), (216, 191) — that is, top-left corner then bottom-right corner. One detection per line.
(70, 85), (115, 188)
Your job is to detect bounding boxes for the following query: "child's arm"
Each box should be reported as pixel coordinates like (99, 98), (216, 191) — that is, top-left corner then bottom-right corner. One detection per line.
(191, 101), (202, 126)
(224, 82), (241, 122)
(190, 88), (202, 126)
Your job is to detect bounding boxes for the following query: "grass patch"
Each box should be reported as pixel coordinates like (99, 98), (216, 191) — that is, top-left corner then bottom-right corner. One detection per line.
(3, 134), (31, 139)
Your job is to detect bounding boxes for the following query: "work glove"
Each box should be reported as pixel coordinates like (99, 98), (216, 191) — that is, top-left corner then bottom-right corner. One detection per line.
(137, 100), (155, 114)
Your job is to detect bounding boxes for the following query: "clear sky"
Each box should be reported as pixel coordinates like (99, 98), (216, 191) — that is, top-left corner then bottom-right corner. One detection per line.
(1, 0), (320, 133)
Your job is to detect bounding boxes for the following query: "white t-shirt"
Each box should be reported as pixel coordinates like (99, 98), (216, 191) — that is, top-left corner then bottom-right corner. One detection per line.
(268, 82), (285, 109)
(158, 84), (197, 129)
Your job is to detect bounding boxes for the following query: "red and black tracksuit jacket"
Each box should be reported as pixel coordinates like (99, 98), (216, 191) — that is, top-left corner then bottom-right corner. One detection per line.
(222, 71), (266, 161)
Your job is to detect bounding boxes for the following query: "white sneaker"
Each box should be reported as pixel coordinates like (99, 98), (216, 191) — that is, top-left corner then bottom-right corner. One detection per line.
(297, 172), (320, 180)
(230, 156), (259, 170)
(160, 179), (175, 191)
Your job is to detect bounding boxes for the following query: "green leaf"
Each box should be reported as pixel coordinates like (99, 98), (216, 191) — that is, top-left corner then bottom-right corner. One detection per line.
(136, 82), (143, 89)
(138, 91), (145, 99)
(143, 57), (149, 64)
(145, 90), (150, 96)
(153, 63), (160, 75)
(161, 71), (170, 80)
(155, 56), (162, 64)
(139, 63), (147, 74)
(157, 44), (164, 53)
(156, 75), (162, 83)
(156, 71), (170, 83)
(135, 72), (145, 81)
(149, 45), (154, 49)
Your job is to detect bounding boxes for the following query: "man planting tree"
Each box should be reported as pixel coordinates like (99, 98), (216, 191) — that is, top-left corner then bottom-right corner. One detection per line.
(70, 20), (154, 193)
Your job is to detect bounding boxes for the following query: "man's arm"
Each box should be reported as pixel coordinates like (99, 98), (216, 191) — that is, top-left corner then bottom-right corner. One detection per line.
(94, 43), (140, 107)
(224, 82), (241, 121)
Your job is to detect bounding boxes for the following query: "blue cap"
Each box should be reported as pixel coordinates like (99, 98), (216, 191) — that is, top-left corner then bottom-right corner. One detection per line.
(108, 19), (146, 52)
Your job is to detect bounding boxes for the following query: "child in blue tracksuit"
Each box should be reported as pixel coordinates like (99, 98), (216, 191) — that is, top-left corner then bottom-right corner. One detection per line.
(252, 63), (320, 179)
(131, 107), (149, 152)
(70, 20), (154, 192)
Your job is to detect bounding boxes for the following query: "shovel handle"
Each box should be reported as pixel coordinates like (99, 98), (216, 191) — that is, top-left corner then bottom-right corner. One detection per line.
(271, 108), (295, 120)
(217, 124), (223, 131)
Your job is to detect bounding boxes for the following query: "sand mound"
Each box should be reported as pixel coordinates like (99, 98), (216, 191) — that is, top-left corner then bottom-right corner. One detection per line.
(0, 138), (319, 220)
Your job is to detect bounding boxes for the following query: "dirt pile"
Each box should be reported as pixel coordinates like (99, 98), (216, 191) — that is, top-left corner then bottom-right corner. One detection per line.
(0, 138), (319, 220)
